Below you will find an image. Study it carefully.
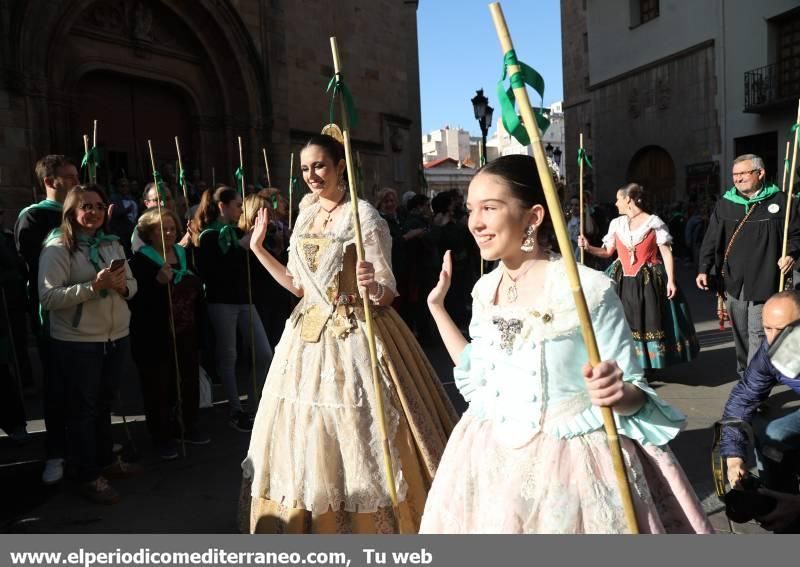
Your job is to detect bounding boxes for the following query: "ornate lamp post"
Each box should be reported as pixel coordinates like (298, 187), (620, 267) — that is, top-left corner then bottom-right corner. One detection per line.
(471, 89), (494, 166)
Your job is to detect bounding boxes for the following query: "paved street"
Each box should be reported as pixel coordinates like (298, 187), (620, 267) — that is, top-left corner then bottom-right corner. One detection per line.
(1, 261), (795, 534)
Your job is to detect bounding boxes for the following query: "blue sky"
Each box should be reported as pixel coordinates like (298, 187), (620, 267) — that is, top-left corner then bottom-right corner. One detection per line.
(418, 0), (563, 137)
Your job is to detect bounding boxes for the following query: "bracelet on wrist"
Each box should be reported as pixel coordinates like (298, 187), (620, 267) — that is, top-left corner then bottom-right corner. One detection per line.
(370, 282), (386, 304)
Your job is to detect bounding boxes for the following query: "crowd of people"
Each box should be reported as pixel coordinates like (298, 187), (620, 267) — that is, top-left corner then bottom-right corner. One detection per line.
(0, 145), (798, 533)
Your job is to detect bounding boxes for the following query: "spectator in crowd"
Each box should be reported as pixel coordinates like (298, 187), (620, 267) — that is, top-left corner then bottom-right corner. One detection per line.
(111, 177), (138, 225)
(38, 185), (139, 504)
(721, 290), (800, 532)
(566, 193), (595, 261)
(129, 208), (207, 461)
(397, 193), (438, 344)
(241, 191), (295, 348)
(697, 154), (800, 375)
(14, 154), (79, 484)
(0, 229), (28, 444)
(132, 183), (193, 254)
(684, 202), (708, 270)
(194, 186), (272, 433)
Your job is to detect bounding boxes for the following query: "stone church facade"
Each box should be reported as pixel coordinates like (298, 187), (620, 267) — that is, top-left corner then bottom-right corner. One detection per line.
(0, 0), (422, 212)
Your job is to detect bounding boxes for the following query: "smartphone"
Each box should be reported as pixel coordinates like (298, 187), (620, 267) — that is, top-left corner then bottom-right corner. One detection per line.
(109, 258), (126, 272)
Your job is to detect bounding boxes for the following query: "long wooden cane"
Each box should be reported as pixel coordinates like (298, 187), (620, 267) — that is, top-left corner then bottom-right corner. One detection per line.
(781, 141), (791, 193)
(288, 153), (294, 229)
(237, 137), (260, 408)
(779, 100), (800, 292)
(330, 36), (403, 530)
(489, 2), (639, 534)
(262, 148), (272, 188)
(91, 120), (98, 185)
(147, 140), (187, 457)
(175, 137), (197, 267)
(579, 132), (585, 265)
(83, 135), (91, 184)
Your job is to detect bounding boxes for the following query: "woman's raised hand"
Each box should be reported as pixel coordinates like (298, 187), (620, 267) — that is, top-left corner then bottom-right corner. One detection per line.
(250, 208), (270, 251)
(427, 250), (453, 308)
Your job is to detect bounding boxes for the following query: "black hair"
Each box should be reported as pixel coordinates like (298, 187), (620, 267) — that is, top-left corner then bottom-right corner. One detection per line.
(478, 154), (556, 249)
(431, 191), (453, 215)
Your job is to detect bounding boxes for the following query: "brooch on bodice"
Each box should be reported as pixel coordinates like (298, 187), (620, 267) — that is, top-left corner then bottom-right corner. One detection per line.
(492, 316), (523, 354)
(302, 243), (320, 272)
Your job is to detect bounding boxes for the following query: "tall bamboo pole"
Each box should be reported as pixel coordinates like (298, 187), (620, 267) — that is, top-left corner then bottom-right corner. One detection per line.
(83, 135), (91, 184)
(91, 120), (98, 185)
(262, 148), (272, 188)
(781, 141), (791, 193)
(489, 2), (639, 533)
(237, 137), (260, 407)
(579, 132), (585, 265)
(175, 137), (196, 267)
(147, 140), (186, 457)
(288, 153), (294, 229)
(779, 101), (800, 292)
(330, 36), (403, 530)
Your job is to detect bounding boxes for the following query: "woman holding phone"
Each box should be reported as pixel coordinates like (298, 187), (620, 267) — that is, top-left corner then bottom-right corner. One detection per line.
(38, 184), (139, 505)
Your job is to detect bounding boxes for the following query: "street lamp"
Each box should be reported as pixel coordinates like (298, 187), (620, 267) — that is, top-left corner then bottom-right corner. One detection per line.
(545, 143), (554, 159)
(552, 147), (562, 167)
(471, 89), (494, 166)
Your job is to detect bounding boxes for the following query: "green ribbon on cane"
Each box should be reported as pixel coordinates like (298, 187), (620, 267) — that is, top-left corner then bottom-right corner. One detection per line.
(577, 147), (593, 169)
(496, 50), (550, 146)
(80, 146), (100, 169)
(152, 170), (168, 203)
(327, 72), (359, 129)
(178, 168), (186, 189)
(139, 244), (193, 284)
(234, 167), (245, 195)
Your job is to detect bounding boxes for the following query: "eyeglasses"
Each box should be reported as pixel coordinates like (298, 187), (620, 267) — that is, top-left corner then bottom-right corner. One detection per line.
(732, 169), (761, 178)
(79, 203), (107, 213)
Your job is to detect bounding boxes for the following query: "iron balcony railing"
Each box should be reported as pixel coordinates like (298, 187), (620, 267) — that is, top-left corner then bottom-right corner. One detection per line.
(744, 58), (800, 112)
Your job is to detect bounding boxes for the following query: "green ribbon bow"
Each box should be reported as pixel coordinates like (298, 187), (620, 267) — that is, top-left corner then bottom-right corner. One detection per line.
(202, 220), (237, 254)
(151, 171), (168, 203)
(496, 50), (550, 146)
(271, 194), (279, 210)
(577, 147), (592, 169)
(77, 231), (120, 297)
(139, 244), (193, 285)
(234, 167), (245, 195)
(178, 168), (186, 188)
(81, 146), (101, 169)
(326, 72), (359, 129)
(290, 176), (299, 194)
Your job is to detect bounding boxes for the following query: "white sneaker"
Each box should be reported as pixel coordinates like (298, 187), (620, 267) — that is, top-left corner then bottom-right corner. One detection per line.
(42, 458), (64, 485)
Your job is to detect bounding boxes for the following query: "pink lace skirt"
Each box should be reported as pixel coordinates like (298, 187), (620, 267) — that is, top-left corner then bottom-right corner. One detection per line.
(419, 415), (713, 534)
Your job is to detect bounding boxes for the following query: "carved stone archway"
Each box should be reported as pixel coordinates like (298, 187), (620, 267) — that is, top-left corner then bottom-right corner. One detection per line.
(11, 0), (269, 186)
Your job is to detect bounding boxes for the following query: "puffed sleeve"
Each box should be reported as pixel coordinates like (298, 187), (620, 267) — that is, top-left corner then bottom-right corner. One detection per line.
(650, 215), (673, 246)
(548, 285), (687, 446)
(602, 217), (619, 249)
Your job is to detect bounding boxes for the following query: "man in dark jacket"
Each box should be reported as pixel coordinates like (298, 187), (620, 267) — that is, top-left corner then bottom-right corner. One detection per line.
(720, 291), (800, 531)
(13, 154), (78, 485)
(697, 154), (800, 374)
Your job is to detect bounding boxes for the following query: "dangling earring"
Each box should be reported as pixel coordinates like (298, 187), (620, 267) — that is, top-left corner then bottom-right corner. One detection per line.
(521, 225), (536, 253)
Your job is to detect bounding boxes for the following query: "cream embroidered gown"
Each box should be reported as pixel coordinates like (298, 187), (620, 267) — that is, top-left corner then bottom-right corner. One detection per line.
(241, 195), (458, 533)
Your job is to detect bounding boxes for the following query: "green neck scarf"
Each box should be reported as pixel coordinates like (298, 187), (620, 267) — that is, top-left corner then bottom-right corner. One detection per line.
(139, 244), (192, 284)
(201, 220), (238, 254)
(17, 199), (63, 219)
(723, 183), (780, 213)
(76, 230), (120, 273)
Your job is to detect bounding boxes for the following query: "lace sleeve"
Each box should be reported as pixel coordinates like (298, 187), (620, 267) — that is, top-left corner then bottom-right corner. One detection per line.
(359, 201), (398, 295)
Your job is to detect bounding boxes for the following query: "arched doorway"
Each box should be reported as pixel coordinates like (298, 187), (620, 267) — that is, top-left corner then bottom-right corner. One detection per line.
(73, 71), (196, 185)
(16, 0), (268, 187)
(627, 146), (676, 212)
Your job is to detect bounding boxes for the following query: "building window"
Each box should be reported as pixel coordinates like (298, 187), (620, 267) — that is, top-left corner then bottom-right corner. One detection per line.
(630, 0), (659, 28)
(640, 0), (659, 23)
(777, 11), (800, 99)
